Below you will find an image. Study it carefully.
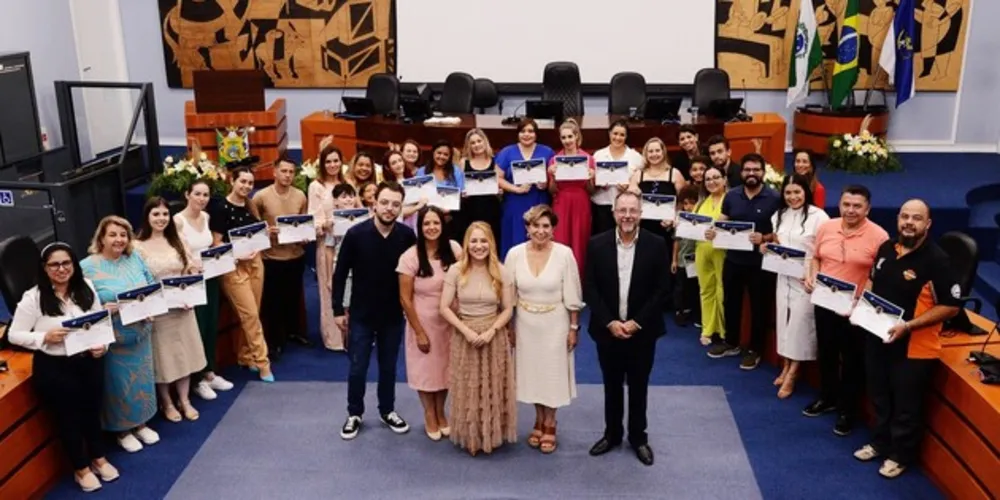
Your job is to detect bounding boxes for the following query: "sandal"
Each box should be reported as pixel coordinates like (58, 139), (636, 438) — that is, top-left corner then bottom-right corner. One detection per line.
(179, 400), (199, 421)
(161, 404), (181, 423)
(539, 424), (557, 454)
(778, 371), (797, 399)
(527, 421), (543, 448)
(878, 459), (906, 478)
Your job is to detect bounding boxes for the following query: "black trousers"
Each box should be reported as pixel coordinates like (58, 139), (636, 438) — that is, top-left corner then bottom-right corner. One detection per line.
(865, 336), (937, 465)
(673, 265), (701, 316)
(596, 336), (656, 446)
(815, 306), (867, 418)
(32, 352), (105, 470)
(591, 202), (615, 236)
(722, 260), (774, 352)
(261, 256), (306, 352)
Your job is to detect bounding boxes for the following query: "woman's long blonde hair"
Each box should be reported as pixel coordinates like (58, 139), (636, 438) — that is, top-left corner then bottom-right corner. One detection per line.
(457, 221), (504, 301)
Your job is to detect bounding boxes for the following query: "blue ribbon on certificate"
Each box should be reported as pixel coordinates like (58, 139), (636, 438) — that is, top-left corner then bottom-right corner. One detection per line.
(816, 274), (856, 292)
(511, 158), (545, 171)
(679, 212), (713, 225)
(117, 283), (162, 303)
(276, 215), (313, 226)
(714, 221), (754, 234)
(402, 175), (434, 189)
(555, 155), (588, 165)
(333, 208), (371, 221)
(641, 194), (675, 206)
(62, 309), (110, 329)
(201, 243), (233, 260)
(162, 275), (205, 289)
(764, 244), (807, 259)
(466, 171), (496, 182)
(859, 291), (904, 317)
(595, 161), (628, 171)
(230, 221), (267, 239)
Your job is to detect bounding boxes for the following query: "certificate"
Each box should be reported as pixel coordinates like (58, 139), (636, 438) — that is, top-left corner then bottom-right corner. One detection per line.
(62, 310), (114, 356)
(116, 283), (169, 326)
(595, 161), (630, 186)
(761, 244), (807, 278)
(332, 208), (371, 237)
(162, 275), (208, 309)
(712, 221), (755, 251)
(430, 185), (461, 211)
(683, 253), (697, 277)
(850, 291), (905, 341)
(810, 273), (857, 316)
(641, 194), (676, 221)
(201, 244), (235, 279)
(463, 170), (499, 197)
(401, 175), (436, 205)
(276, 215), (316, 244)
(229, 221), (270, 259)
(553, 155), (590, 181)
(511, 158), (547, 185)
(675, 212), (712, 242)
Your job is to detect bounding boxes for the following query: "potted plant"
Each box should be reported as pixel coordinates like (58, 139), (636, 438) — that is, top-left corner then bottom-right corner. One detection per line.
(293, 158), (319, 194)
(148, 141), (229, 199)
(826, 128), (901, 174)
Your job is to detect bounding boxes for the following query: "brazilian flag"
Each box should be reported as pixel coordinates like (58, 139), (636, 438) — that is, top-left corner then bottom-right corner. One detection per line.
(831, 0), (860, 108)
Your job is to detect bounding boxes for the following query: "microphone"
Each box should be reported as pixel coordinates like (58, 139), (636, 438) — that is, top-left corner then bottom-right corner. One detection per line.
(969, 321), (999, 365)
(502, 100), (527, 125)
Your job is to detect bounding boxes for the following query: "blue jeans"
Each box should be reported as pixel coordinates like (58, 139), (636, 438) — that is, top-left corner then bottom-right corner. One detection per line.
(347, 319), (404, 417)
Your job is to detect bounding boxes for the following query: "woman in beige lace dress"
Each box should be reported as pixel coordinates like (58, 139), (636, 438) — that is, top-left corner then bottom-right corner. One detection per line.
(309, 143), (350, 351)
(135, 197), (207, 422)
(439, 222), (517, 455)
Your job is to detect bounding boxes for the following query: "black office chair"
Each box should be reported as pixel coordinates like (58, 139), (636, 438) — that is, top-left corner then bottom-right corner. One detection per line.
(365, 73), (400, 115)
(608, 72), (646, 115)
(473, 78), (500, 113)
(691, 68), (731, 111)
(436, 72), (475, 114)
(0, 235), (41, 321)
(542, 62), (584, 117)
(939, 231), (985, 334)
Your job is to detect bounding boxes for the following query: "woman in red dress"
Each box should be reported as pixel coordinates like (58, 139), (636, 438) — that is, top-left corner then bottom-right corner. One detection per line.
(547, 118), (595, 276)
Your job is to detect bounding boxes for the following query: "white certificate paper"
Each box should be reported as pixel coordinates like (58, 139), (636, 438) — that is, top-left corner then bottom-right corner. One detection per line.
(229, 221), (270, 259)
(430, 185), (461, 211)
(276, 214), (316, 244)
(62, 310), (115, 356)
(333, 208), (371, 237)
(116, 283), (169, 326)
(850, 291), (905, 341)
(761, 244), (807, 278)
(553, 155), (590, 181)
(161, 275), (208, 309)
(595, 161), (630, 186)
(511, 158), (547, 185)
(201, 244), (235, 279)
(712, 221), (755, 251)
(683, 253), (697, 277)
(676, 212), (712, 242)
(810, 273), (858, 316)
(402, 175), (436, 205)
(641, 194), (676, 221)
(463, 170), (499, 197)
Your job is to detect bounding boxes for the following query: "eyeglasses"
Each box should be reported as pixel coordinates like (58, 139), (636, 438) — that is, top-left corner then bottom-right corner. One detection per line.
(614, 208), (640, 216)
(46, 261), (72, 270)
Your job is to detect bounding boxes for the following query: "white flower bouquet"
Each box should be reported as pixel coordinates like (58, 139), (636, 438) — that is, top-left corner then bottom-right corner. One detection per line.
(148, 152), (229, 198)
(293, 158), (320, 194)
(827, 130), (901, 174)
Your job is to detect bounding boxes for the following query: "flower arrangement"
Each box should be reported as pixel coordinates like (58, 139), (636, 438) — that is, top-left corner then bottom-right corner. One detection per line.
(293, 158), (319, 194)
(827, 130), (902, 174)
(763, 163), (785, 191)
(148, 152), (229, 199)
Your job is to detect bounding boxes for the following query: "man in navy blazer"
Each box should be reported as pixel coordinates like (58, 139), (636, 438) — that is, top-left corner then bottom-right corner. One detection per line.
(584, 191), (670, 466)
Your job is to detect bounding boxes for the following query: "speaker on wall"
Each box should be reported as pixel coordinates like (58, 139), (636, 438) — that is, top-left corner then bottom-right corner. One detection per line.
(0, 52), (43, 165)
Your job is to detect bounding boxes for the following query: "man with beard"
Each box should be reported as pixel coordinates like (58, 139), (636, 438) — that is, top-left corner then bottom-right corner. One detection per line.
(852, 199), (960, 479)
(706, 153), (781, 369)
(584, 191), (670, 466)
(334, 182), (416, 440)
(706, 135), (741, 188)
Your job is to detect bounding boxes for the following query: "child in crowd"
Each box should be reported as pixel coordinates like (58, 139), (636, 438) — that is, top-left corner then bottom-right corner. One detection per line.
(671, 185), (701, 327)
(359, 182), (378, 209)
(328, 183), (359, 321)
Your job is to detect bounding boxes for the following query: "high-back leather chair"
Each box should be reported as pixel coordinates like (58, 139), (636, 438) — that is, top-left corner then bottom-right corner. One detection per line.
(542, 62), (584, 117)
(692, 68), (731, 110)
(473, 78), (500, 113)
(608, 72), (647, 115)
(0, 235), (41, 316)
(437, 72), (475, 114)
(939, 231), (984, 333)
(365, 73), (400, 115)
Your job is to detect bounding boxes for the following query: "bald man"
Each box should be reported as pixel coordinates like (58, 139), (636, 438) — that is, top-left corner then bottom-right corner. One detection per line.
(853, 199), (961, 478)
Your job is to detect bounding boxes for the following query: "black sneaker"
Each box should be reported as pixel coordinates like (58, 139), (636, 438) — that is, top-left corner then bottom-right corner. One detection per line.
(340, 415), (362, 440)
(707, 343), (741, 359)
(739, 350), (761, 370)
(833, 415), (853, 436)
(675, 311), (690, 327)
(380, 411), (410, 434)
(802, 400), (837, 417)
(289, 334), (313, 347)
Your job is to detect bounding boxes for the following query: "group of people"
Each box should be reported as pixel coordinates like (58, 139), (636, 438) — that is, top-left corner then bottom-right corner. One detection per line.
(6, 118), (964, 492)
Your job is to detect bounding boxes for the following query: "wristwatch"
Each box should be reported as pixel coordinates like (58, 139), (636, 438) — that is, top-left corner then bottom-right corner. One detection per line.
(569, 324), (580, 331)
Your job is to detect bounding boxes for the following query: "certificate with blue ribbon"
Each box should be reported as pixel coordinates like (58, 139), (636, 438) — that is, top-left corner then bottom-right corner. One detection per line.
(463, 170), (498, 197)
(62, 310), (114, 356)
(201, 244), (235, 279)
(640, 194), (676, 221)
(276, 214), (316, 244)
(761, 244), (808, 278)
(712, 221), (755, 251)
(332, 208), (371, 237)
(228, 221), (270, 259)
(116, 283), (168, 326)
(402, 175), (435, 205)
(675, 211), (712, 242)
(511, 158), (547, 185)
(595, 161), (629, 186)
(850, 291), (905, 341)
(553, 155), (589, 181)
(430, 185), (461, 211)
(162, 275), (207, 309)
(810, 273), (858, 315)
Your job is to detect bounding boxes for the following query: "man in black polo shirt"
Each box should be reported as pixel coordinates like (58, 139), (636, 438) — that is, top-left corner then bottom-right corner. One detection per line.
(333, 182), (416, 440)
(706, 153), (781, 369)
(853, 199), (960, 478)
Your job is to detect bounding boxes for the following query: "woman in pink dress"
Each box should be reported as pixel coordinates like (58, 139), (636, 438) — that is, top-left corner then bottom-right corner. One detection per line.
(547, 118), (595, 276)
(309, 144), (350, 351)
(397, 206), (462, 440)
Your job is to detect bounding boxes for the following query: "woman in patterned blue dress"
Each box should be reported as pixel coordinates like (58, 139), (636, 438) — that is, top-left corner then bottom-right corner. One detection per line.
(80, 215), (161, 453)
(496, 118), (555, 259)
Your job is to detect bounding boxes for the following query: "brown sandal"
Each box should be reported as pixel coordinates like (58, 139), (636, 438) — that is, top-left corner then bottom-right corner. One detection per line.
(539, 424), (557, 454)
(527, 422), (543, 448)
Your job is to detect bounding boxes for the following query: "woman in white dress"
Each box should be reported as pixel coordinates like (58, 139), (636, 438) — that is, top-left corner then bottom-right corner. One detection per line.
(504, 204), (583, 454)
(592, 119), (644, 235)
(768, 174), (829, 399)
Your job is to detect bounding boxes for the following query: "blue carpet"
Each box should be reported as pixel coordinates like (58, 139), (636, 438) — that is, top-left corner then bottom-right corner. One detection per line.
(165, 382), (760, 500)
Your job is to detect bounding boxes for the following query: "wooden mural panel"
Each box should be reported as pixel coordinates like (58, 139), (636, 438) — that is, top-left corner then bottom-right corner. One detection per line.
(715, 0), (969, 91)
(158, 0), (396, 88)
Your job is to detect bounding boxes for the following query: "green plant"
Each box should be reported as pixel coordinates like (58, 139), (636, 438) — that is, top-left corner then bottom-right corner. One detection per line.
(826, 131), (902, 175)
(148, 153), (229, 198)
(293, 158), (319, 194)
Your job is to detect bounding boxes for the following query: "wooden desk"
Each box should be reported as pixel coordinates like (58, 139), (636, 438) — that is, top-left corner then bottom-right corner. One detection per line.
(300, 113), (787, 173)
(184, 99), (289, 170)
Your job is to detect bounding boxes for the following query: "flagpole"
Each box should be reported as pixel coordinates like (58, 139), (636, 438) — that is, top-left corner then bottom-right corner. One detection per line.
(863, 65), (883, 111)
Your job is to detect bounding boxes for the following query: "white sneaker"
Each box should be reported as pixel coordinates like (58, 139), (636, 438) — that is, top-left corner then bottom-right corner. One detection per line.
(194, 381), (218, 400)
(118, 433), (143, 453)
(134, 426), (160, 445)
(208, 376), (234, 391)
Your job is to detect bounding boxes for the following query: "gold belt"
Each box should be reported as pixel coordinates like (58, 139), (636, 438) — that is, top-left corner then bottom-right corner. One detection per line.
(517, 300), (558, 314)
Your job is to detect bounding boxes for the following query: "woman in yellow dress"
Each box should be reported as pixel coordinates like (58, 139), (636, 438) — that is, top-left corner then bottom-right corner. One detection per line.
(694, 165), (728, 346)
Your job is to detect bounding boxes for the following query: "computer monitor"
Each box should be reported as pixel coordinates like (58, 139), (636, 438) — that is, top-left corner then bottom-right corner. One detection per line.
(339, 97), (376, 118)
(643, 98), (682, 121)
(525, 100), (564, 124)
(704, 98), (745, 121)
(400, 96), (432, 121)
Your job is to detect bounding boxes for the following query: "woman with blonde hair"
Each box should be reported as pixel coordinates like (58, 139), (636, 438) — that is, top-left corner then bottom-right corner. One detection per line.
(310, 145), (352, 351)
(440, 221), (517, 455)
(547, 118), (595, 275)
(628, 137), (686, 241)
(454, 128), (502, 244)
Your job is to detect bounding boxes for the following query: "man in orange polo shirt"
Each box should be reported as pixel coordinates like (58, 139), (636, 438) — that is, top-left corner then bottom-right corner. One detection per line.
(804, 185), (889, 436)
(852, 199), (960, 478)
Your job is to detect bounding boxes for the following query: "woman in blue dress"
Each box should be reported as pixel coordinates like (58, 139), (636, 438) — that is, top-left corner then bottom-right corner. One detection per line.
(80, 215), (160, 453)
(496, 118), (555, 258)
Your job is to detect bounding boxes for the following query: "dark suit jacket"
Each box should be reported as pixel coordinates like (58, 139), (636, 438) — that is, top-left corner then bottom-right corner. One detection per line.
(584, 228), (670, 344)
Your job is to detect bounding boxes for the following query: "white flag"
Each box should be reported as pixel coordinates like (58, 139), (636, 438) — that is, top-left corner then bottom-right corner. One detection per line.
(787, 0), (821, 107)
